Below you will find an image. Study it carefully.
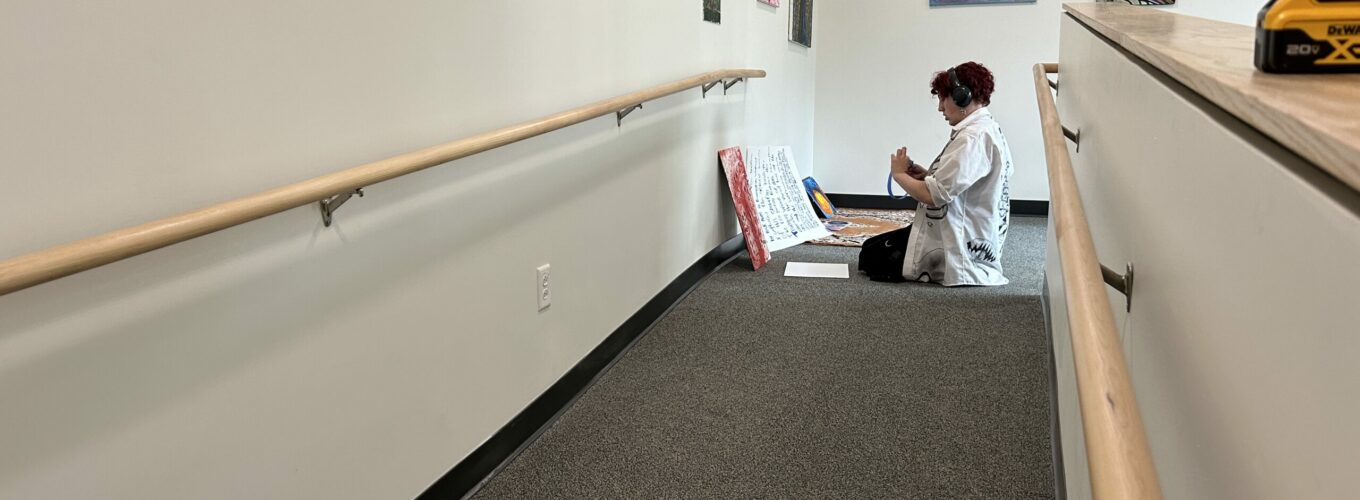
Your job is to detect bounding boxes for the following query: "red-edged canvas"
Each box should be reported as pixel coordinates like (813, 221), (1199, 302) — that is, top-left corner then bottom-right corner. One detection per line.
(719, 147), (771, 270)
(758, 0), (780, 6)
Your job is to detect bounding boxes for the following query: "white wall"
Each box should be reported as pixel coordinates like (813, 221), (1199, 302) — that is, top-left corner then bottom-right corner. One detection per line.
(1163, 0), (1259, 26)
(812, 0), (1067, 201)
(0, 1), (814, 498)
(809, 0), (1255, 202)
(745, 0), (819, 173)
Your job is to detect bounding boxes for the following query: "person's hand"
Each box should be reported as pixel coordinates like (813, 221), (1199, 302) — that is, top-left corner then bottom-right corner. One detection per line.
(892, 147), (928, 180)
(907, 161), (928, 180)
(890, 147), (912, 175)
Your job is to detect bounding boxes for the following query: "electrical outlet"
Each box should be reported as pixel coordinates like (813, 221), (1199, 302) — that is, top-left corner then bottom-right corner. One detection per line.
(537, 264), (551, 311)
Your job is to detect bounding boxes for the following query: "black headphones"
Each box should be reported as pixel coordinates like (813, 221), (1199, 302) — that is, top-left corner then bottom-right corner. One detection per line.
(948, 67), (973, 108)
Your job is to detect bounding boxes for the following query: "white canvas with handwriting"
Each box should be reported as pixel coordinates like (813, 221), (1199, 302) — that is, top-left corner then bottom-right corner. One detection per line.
(745, 146), (831, 251)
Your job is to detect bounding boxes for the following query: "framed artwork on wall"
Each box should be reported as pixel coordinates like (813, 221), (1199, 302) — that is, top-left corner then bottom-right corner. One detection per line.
(789, 0), (812, 47)
(758, 0), (780, 7)
(704, 0), (721, 24)
(929, 0), (1035, 6)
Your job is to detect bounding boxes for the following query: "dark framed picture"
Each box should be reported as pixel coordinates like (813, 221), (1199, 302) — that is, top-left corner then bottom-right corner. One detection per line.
(705, 0), (721, 24)
(789, 0), (812, 47)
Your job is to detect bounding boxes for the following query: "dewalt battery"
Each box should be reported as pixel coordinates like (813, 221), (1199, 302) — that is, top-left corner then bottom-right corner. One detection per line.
(1256, 0), (1360, 73)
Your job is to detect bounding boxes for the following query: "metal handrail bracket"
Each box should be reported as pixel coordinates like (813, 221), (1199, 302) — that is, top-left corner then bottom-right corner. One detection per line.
(319, 188), (365, 227)
(1063, 126), (1081, 152)
(616, 103), (643, 127)
(1101, 262), (1134, 312)
(701, 80), (721, 98)
(722, 78), (744, 94)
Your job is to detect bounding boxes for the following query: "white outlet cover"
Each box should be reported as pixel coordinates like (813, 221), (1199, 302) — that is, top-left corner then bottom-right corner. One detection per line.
(537, 264), (551, 311)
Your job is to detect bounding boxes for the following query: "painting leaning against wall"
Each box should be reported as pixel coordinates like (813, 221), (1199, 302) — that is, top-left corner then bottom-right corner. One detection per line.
(789, 0), (812, 47)
(705, 0), (721, 23)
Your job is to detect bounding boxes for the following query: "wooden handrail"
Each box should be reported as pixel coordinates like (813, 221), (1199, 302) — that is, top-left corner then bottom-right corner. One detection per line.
(0, 69), (766, 297)
(1033, 63), (1163, 500)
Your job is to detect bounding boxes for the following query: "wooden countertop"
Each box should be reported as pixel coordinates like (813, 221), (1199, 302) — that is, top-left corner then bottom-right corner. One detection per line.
(1064, 3), (1360, 195)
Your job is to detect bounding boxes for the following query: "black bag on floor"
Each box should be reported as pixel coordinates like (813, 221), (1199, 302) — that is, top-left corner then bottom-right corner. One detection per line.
(857, 225), (912, 282)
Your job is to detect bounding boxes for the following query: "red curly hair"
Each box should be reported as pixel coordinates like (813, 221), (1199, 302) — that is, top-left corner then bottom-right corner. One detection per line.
(930, 61), (995, 106)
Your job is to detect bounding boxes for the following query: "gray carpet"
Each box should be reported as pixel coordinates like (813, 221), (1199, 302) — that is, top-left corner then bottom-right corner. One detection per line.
(474, 216), (1053, 499)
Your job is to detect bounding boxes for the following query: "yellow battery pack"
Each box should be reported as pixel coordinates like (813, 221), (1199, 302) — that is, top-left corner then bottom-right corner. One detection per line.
(1256, 0), (1360, 73)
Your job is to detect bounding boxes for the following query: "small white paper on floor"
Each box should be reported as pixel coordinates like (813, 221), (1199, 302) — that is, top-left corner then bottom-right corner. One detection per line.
(784, 262), (850, 279)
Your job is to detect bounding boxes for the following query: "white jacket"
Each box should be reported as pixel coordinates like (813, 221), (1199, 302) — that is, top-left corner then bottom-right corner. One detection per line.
(903, 108), (1014, 286)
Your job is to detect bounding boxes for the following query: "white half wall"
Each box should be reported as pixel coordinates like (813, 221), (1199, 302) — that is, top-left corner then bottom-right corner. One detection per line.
(0, 1), (814, 498)
(1052, 14), (1360, 498)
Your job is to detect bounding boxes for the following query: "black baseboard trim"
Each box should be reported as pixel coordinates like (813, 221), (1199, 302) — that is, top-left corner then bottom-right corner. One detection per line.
(826, 194), (1050, 216)
(826, 193), (919, 210)
(417, 235), (746, 500)
(1012, 200), (1050, 217)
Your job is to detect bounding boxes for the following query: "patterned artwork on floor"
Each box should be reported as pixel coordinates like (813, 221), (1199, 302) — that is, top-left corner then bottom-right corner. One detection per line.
(807, 208), (915, 247)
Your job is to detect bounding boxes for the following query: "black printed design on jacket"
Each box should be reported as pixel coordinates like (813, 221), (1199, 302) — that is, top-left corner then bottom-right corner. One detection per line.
(997, 179), (1010, 238)
(917, 248), (947, 282)
(967, 239), (999, 264)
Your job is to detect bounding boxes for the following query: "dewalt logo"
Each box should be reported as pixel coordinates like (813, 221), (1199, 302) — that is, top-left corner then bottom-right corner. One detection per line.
(1322, 30), (1360, 64)
(1327, 24), (1360, 36)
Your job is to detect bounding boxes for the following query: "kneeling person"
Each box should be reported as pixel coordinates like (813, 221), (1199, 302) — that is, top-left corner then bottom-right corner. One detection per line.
(886, 61), (1014, 286)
